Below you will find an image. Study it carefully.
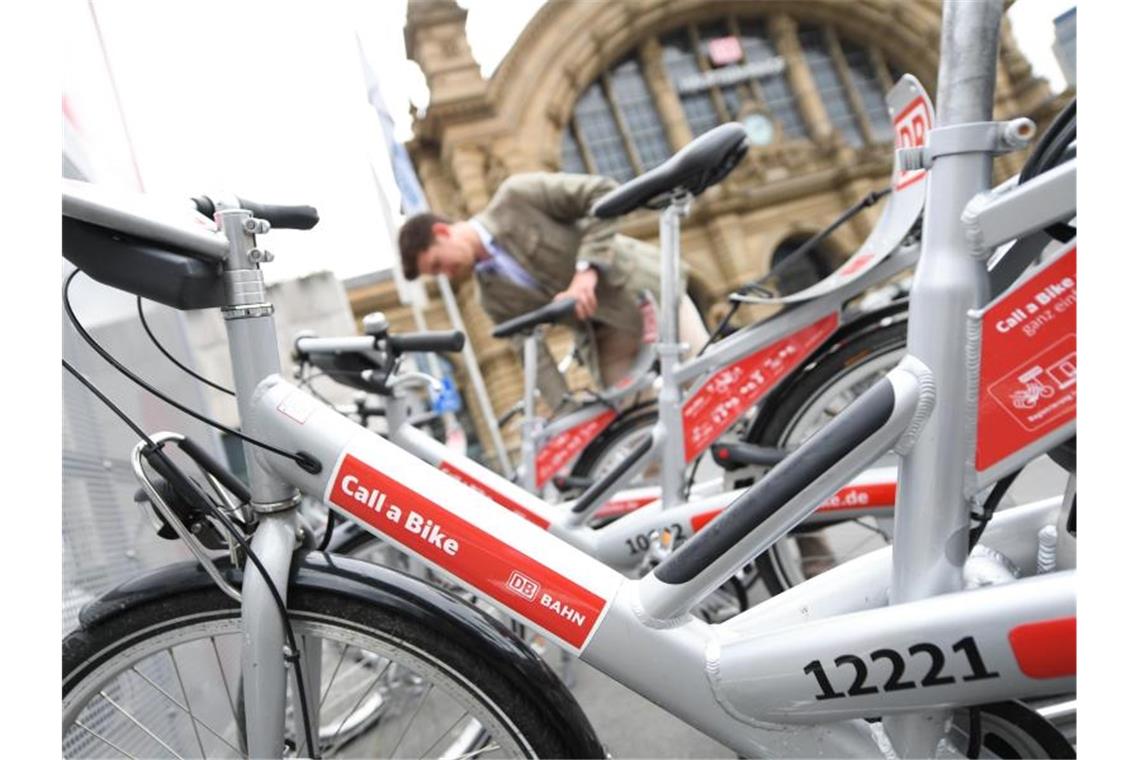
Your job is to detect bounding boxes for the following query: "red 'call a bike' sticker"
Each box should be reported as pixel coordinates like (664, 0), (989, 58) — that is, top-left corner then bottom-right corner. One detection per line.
(976, 245), (1076, 471)
(535, 409), (618, 487)
(1008, 616), (1076, 679)
(439, 460), (551, 529)
(682, 314), (839, 461)
(330, 454), (606, 649)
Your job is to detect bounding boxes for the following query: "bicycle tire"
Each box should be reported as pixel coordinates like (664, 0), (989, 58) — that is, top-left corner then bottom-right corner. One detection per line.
(737, 316), (909, 597)
(63, 557), (604, 759)
(569, 402), (659, 488)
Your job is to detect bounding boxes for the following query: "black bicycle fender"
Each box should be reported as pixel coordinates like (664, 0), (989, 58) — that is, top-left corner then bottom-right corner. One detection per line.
(745, 299), (909, 439)
(76, 553), (606, 758)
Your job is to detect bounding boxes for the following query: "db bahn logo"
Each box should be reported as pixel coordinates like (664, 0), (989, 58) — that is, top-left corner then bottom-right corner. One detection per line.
(507, 571), (540, 601)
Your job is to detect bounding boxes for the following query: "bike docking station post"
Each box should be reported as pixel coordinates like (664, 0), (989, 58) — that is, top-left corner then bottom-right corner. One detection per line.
(215, 205), (308, 759)
(885, 0), (1018, 755)
(656, 188), (693, 511)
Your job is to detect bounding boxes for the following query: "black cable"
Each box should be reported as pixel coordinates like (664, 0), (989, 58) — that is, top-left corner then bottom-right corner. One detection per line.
(968, 468), (1021, 550)
(63, 357), (318, 756)
(1019, 98), (1075, 185)
(65, 270), (317, 473)
(737, 187), (892, 299)
(137, 296), (234, 396)
(684, 452), (704, 499)
(63, 359), (154, 444)
(965, 706), (982, 758)
(697, 300), (741, 357)
(317, 510), (338, 552)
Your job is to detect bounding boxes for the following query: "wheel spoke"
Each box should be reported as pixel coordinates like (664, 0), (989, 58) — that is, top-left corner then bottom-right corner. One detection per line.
(389, 683), (434, 757)
(328, 657), (394, 748)
(127, 666), (244, 756)
(319, 641), (351, 709)
(73, 720), (139, 760)
(209, 636), (241, 732)
(97, 690), (186, 759)
(167, 651), (208, 758)
(418, 710), (471, 759)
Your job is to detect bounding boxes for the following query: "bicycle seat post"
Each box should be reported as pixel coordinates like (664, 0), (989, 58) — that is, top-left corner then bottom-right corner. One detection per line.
(656, 189), (692, 509)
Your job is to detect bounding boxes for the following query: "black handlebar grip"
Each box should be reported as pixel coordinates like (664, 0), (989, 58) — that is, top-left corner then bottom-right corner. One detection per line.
(177, 437), (252, 503)
(191, 195), (215, 219)
(235, 196), (320, 230)
(491, 298), (578, 339)
(387, 330), (466, 355)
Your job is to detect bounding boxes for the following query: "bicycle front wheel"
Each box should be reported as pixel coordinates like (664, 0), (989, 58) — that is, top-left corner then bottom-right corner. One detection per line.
(63, 562), (602, 759)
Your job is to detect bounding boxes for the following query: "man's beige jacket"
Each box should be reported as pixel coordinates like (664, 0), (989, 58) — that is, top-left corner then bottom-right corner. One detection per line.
(472, 172), (672, 408)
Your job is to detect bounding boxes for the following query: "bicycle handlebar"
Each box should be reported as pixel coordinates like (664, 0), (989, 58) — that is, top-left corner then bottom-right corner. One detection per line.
(492, 298), (578, 339)
(192, 195), (320, 230)
(387, 330), (466, 355)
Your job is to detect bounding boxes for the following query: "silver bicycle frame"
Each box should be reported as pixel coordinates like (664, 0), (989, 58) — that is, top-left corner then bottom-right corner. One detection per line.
(63, 3), (1076, 755)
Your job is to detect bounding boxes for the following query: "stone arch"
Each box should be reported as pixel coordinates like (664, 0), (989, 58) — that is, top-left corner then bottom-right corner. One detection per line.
(487, 0), (944, 171)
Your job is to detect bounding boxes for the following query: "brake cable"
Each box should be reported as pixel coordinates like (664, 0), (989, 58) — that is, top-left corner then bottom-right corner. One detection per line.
(62, 358), (320, 757)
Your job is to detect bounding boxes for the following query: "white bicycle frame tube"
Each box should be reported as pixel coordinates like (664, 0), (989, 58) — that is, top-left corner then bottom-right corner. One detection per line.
(246, 372), (1073, 758)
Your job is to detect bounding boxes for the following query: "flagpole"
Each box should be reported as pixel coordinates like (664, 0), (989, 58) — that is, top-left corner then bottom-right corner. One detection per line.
(356, 34), (512, 474)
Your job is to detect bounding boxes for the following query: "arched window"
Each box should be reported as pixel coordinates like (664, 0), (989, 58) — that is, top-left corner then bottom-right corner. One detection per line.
(769, 234), (842, 295)
(560, 15), (903, 178)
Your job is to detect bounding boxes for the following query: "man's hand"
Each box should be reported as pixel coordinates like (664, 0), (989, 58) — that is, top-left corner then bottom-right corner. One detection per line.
(555, 267), (599, 320)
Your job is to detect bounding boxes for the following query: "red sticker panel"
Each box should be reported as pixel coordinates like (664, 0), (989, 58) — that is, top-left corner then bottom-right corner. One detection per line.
(439, 460), (550, 529)
(593, 494), (659, 522)
(682, 314), (839, 461)
(893, 95), (932, 191)
(1008, 616), (1076, 679)
(816, 481), (897, 513)
(976, 245), (1076, 471)
(535, 409), (618, 487)
(331, 454), (605, 648)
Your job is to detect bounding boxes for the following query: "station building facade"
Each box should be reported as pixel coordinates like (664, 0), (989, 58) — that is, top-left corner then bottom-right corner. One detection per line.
(349, 0), (1066, 460)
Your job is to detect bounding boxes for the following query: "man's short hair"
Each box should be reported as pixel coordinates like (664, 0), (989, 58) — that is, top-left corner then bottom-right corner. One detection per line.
(398, 212), (451, 280)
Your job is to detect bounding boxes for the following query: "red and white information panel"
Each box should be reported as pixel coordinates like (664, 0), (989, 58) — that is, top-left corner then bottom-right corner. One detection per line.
(976, 244), (1076, 472)
(682, 313), (839, 461)
(535, 409), (618, 487)
(327, 445), (621, 651)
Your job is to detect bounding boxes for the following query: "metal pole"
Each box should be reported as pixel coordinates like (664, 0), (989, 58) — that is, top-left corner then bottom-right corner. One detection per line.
(657, 192), (690, 508)
(437, 274), (513, 474)
(884, 1), (1003, 755)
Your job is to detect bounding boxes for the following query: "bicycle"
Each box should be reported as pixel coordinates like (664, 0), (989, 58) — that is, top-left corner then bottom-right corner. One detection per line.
(62, 3), (1076, 756)
(294, 75), (934, 600)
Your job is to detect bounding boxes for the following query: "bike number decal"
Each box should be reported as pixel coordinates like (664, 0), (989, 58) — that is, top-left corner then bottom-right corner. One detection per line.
(976, 244), (1076, 471)
(893, 94), (933, 191)
(802, 636), (999, 700)
(682, 314), (839, 461)
(439, 460), (551, 529)
(330, 454), (606, 649)
(535, 409), (618, 487)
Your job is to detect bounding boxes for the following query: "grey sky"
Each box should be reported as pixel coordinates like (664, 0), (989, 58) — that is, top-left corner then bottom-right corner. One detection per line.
(67, 0), (1074, 284)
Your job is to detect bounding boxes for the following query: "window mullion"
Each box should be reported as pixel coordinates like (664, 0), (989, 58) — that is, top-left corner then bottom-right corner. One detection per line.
(570, 116), (599, 175)
(867, 46), (896, 94)
(727, 15), (771, 113)
(601, 72), (645, 176)
(687, 24), (732, 122)
(825, 26), (874, 148)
